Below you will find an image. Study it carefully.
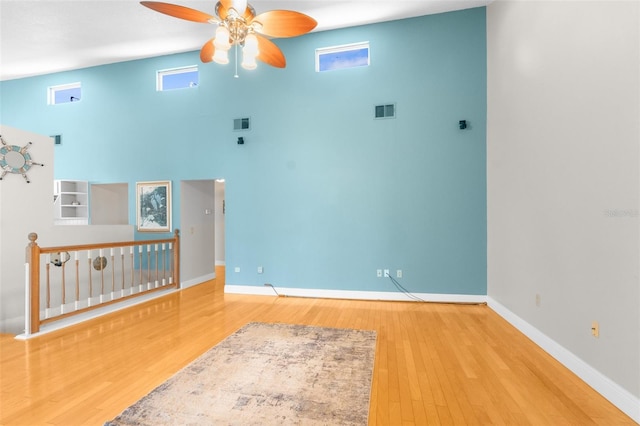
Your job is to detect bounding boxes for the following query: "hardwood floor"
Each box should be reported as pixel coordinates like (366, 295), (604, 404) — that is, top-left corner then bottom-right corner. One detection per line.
(0, 272), (635, 425)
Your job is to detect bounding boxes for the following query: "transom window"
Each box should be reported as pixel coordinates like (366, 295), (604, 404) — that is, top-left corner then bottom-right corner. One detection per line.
(315, 42), (370, 72)
(48, 82), (81, 105)
(157, 66), (199, 91)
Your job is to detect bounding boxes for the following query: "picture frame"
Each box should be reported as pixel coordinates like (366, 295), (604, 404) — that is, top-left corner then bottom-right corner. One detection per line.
(136, 180), (171, 232)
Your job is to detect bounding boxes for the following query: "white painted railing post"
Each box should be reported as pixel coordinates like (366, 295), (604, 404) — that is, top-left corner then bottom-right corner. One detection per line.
(24, 263), (31, 337)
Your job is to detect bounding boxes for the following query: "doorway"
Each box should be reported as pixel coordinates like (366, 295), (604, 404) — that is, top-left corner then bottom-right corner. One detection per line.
(179, 179), (225, 288)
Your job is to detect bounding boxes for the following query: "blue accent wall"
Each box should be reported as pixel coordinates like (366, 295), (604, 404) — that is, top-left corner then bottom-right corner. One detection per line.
(1, 8), (487, 294)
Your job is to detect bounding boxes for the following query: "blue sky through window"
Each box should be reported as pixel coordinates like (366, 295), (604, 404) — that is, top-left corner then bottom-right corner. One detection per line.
(317, 44), (369, 72)
(160, 68), (198, 91)
(52, 86), (81, 104)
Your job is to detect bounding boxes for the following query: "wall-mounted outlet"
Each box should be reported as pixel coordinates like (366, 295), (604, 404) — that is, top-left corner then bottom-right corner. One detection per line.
(376, 269), (382, 278)
(396, 269), (402, 278)
(257, 266), (263, 274)
(535, 293), (541, 307)
(383, 269), (390, 278)
(234, 267), (240, 273)
(591, 321), (599, 338)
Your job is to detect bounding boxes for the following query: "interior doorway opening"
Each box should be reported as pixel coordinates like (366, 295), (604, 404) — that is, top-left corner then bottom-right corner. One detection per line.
(179, 179), (225, 288)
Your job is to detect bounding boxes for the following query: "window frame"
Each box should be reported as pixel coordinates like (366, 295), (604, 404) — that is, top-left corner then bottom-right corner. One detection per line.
(48, 82), (82, 105)
(156, 65), (199, 91)
(315, 41), (370, 72)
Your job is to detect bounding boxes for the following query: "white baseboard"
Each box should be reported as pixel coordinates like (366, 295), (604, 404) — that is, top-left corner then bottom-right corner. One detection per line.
(224, 284), (487, 304)
(487, 297), (640, 424)
(181, 272), (216, 289)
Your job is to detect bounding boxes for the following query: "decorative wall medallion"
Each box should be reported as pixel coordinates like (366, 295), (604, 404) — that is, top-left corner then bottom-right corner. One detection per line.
(0, 134), (45, 183)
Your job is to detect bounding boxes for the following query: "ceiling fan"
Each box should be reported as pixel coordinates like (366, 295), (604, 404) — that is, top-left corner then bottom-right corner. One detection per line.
(140, 0), (317, 70)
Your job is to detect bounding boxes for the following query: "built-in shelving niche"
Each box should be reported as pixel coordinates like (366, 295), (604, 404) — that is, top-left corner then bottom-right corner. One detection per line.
(90, 183), (129, 225)
(53, 180), (89, 225)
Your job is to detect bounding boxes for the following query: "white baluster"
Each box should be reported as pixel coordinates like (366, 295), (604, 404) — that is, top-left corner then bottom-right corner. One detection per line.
(88, 250), (93, 307)
(147, 244), (152, 290)
(45, 253), (51, 319)
(110, 247), (115, 300)
(138, 245), (144, 293)
(121, 247), (126, 297)
(155, 244), (159, 288)
(24, 263), (31, 336)
(161, 243), (166, 286)
(74, 251), (80, 311)
(99, 248), (104, 304)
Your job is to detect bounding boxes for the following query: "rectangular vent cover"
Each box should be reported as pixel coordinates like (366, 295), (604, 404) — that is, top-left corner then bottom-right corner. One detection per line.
(234, 117), (250, 131)
(374, 104), (396, 119)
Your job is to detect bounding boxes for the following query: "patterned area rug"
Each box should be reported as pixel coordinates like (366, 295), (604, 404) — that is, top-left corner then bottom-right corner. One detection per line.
(104, 322), (377, 425)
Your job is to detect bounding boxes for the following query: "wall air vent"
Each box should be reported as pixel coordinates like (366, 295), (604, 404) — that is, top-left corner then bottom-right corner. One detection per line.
(374, 103), (396, 119)
(233, 117), (250, 131)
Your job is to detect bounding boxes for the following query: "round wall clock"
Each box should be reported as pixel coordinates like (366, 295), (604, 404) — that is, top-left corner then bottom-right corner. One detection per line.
(0, 135), (44, 183)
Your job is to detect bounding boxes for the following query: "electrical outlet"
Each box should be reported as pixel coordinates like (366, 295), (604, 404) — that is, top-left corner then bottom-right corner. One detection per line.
(234, 267), (240, 273)
(396, 269), (402, 278)
(535, 294), (541, 307)
(591, 321), (599, 338)
(257, 266), (263, 274)
(376, 269), (382, 278)
(384, 269), (390, 277)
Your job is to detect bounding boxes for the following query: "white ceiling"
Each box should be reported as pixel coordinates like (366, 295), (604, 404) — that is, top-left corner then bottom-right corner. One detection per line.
(0, 0), (491, 81)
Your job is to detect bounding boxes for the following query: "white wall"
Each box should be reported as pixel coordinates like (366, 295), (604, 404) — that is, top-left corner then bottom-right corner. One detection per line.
(487, 0), (639, 414)
(90, 183), (129, 225)
(0, 125), (134, 334)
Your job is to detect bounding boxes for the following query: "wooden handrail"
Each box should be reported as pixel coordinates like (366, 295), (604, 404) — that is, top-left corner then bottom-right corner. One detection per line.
(25, 229), (180, 335)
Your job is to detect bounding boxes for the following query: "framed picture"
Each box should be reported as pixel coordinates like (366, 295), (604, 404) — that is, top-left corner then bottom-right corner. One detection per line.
(136, 180), (171, 232)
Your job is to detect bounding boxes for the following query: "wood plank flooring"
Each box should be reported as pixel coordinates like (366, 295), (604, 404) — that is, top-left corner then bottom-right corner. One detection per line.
(0, 272), (635, 425)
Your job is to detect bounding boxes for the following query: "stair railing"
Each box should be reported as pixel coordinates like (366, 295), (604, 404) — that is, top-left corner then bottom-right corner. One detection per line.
(24, 230), (180, 334)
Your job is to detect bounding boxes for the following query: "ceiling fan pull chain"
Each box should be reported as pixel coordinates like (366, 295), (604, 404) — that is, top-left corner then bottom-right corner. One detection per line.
(234, 44), (239, 78)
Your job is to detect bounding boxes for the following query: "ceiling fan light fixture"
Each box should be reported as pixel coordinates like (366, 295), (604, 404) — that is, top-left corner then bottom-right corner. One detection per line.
(214, 25), (231, 50)
(213, 47), (229, 64)
(243, 33), (258, 54)
(241, 55), (257, 70)
(241, 33), (258, 70)
(230, 0), (248, 16)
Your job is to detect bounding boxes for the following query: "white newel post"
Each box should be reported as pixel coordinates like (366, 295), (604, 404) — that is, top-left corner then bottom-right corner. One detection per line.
(24, 263), (31, 337)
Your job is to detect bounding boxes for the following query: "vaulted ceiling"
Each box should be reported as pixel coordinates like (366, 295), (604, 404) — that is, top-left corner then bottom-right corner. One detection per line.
(0, 0), (492, 81)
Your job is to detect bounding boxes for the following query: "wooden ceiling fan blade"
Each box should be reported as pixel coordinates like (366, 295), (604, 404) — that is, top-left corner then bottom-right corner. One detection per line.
(215, 2), (229, 19)
(140, 1), (217, 24)
(256, 35), (286, 68)
(200, 38), (215, 63)
(252, 10), (317, 38)
(218, 0), (233, 10)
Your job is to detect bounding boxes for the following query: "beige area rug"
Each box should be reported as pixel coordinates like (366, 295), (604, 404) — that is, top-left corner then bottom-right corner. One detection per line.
(104, 322), (377, 426)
